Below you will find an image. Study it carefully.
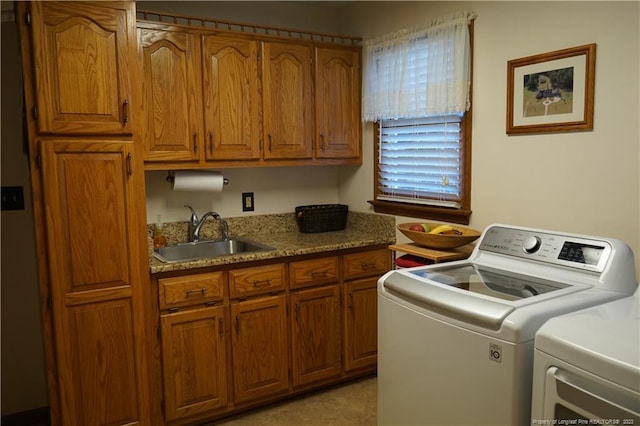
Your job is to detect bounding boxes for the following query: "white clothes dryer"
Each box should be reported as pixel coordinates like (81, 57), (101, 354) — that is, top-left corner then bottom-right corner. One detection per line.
(531, 291), (640, 424)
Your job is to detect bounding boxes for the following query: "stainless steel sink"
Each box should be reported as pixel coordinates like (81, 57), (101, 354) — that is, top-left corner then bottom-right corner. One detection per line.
(153, 237), (274, 263)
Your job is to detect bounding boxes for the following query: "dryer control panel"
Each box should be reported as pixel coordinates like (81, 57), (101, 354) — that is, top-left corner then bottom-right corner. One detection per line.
(478, 225), (612, 272)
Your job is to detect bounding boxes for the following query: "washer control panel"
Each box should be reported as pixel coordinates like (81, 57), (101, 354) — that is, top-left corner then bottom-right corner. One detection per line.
(478, 225), (612, 272)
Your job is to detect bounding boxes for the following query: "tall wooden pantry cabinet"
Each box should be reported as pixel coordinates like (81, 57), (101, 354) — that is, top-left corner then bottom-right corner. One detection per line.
(17, 1), (152, 424)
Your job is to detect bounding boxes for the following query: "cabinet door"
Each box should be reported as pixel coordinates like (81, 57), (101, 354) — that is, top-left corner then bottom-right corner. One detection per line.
(30, 1), (134, 134)
(161, 306), (228, 420)
(139, 26), (202, 162)
(41, 140), (148, 425)
(262, 41), (313, 160)
(291, 285), (342, 387)
(344, 278), (378, 372)
(315, 46), (361, 159)
(202, 35), (261, 161)
(231, 295), (289, 403)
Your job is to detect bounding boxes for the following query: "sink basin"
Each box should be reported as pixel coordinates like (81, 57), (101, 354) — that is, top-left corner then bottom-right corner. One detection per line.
(153, 238), (274, 263)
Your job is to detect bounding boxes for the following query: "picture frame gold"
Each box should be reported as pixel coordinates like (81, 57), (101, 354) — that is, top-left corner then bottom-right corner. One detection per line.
(506, 44), (596, 135)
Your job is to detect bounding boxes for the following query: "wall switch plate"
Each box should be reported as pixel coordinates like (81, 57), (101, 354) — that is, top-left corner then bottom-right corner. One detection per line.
(242, 192), (254, 212)
(1, 186), (25, 211)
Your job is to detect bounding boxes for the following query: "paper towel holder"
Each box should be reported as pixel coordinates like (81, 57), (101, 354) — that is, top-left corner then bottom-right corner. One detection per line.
(166, 171), (229, 186)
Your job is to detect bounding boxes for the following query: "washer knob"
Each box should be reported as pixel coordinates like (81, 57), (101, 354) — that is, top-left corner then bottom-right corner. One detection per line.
(523, 236), (542, 253)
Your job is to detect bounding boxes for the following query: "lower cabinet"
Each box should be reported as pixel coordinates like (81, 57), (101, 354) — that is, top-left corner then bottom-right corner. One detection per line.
(291, 284), (342, 387)
(154, 245), (391, 424)
(344, 278), (379, 371)
(230, 294), (289, 404)
(161, 305), (229, 421)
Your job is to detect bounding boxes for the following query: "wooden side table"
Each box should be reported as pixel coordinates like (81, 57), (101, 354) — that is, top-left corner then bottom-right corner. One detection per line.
(388, 243), (475, 268)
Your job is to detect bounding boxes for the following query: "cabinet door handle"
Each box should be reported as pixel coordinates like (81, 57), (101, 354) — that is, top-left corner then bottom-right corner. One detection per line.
(253, 278), (271, 288)
(126, 153), (133, 176)
(295, 302), (300, 322)
(208, 132), (214, 154)
(361, 261), (377, 270)
(320, 133), (325, 151)
(219, 317), (224, 337)
(268, 134), (272, 152)
(348, 292), (353, 309)
(235, 315), (240, 336)
(122, 99), (129, 124)
(185, 287), (207, 297)
(311, 271), (328, 278)
(193, 133), (198, 153)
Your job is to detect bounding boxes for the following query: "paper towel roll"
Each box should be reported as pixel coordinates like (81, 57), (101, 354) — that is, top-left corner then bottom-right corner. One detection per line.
(171, 171), (225, 192)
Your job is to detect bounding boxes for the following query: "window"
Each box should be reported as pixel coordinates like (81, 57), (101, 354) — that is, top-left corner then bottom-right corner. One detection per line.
(363, 12), (475, 224)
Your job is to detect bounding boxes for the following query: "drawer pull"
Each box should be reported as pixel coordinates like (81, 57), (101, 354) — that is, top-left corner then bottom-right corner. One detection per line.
(185, 287), (207, 297)
(253, 279), (271, 288)
(311, 271), (329, 277)
(360, 261), (377, 270)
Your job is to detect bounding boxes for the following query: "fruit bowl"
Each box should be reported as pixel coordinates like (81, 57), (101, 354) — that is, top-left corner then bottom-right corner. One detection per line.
(397, 223), (481, 250)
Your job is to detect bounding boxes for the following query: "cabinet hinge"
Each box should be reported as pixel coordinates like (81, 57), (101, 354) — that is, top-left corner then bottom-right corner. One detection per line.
(24, 11), (31, 25)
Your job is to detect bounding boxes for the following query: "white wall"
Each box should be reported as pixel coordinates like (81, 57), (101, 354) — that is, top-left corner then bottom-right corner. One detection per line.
(146, 167), (340, 222)
(338, 1), (640, 270)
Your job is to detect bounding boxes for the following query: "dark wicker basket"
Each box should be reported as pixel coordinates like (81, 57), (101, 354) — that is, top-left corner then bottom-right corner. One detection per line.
(295, 204), (349, 233)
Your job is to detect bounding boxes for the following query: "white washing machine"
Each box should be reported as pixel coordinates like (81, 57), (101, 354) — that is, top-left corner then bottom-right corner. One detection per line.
(378, 224), (638, 426)
(531, 291), (640, 424)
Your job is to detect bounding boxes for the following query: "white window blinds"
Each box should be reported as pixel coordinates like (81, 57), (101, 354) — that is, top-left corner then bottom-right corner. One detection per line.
(378, 115), (463, 208)
(363, 11), (475, 121)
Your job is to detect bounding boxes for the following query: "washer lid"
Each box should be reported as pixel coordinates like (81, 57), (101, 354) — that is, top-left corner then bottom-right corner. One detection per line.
(409, 264), (572, 302)
(535, 294), (640, 391)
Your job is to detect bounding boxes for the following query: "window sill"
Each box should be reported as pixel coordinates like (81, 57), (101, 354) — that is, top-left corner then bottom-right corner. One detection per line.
(368, 200), (471, 225)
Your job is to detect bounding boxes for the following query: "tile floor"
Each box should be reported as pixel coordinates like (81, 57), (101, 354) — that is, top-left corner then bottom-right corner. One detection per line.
(211, 376), (377, 426)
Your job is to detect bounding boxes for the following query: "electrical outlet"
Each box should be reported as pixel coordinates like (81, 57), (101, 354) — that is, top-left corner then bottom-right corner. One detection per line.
(1, 186), (25, 211)
(242, 192), (254, 212)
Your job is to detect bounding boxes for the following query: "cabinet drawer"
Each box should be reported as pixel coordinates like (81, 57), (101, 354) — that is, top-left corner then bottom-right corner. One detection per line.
(229, 263), (286, 298)
(343, 249), (391, 280)
(290, 256), (339, 289)
(158, 272), (225, 310)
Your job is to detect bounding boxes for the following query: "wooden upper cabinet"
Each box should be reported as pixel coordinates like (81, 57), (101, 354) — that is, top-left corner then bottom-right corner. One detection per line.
(139, 26), (202, 162)
(30, 2), (135, 135)
(262, 41), (313, 160)
(315, 47), (361, 159)
(202, 35), (261, 161)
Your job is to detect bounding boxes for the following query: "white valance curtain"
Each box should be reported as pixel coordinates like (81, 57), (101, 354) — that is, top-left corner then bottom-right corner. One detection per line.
(363, 11), (476, 122)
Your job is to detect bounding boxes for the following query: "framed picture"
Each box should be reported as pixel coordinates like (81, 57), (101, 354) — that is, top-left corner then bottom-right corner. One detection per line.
(506, 44), (596, 135)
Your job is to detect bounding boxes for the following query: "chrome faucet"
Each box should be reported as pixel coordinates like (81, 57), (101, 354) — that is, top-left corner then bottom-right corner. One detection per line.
(184, 204), (229, 242)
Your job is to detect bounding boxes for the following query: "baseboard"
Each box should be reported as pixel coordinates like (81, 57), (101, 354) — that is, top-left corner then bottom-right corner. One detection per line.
(1, 407), (50, 426)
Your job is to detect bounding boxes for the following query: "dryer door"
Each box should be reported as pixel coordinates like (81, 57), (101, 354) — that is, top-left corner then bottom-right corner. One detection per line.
(541, 367), (640, 423)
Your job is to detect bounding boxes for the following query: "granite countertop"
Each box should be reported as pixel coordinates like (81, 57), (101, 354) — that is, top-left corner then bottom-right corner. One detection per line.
(149, 211), (396, 274)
